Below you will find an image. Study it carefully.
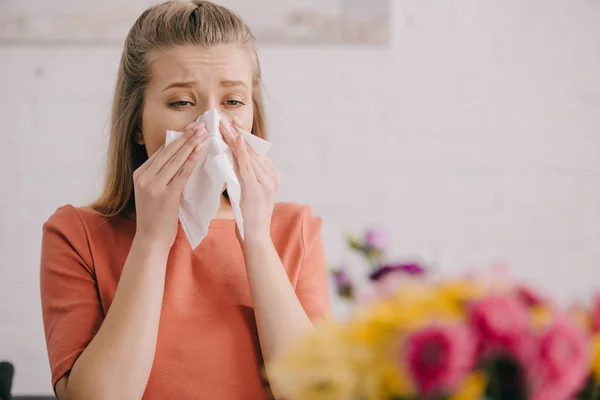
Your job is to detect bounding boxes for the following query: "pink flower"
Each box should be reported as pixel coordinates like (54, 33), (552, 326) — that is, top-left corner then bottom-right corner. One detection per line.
(404, 325), (476, 396)
(515, 285), (545, 308)
(470, 295), (528, 357)
(526, 316), (589, 400)
(364, 228), (388, 251)
(591, 293), (600, 333)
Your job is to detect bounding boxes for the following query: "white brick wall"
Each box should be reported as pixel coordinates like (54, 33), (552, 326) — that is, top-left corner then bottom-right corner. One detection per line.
(1, 0), (599, 394)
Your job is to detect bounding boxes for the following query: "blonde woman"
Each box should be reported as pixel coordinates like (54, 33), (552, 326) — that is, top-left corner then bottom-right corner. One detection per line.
(39, 1), (330, 399)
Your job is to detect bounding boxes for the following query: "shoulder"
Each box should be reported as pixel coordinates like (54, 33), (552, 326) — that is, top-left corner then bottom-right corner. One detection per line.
(271, 202), (323, 250)
(43, 205), (124, 255)
(272, 202), (322, 231)
(42, 205), (128, 273)
(43, 204), (109, 235)
(41, 205), (98, 273)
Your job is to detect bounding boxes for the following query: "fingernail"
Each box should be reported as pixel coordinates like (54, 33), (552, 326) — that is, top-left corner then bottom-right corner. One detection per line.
(195, 127), (206, 136)
(186, 121), (196, 130)
(197, 121), (205, 129)
(233, 116), (242, 126)
(195, 143), (203, 152)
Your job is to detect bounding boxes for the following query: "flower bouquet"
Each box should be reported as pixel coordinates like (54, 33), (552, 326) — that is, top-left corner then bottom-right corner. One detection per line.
(267, 230), (600, 400)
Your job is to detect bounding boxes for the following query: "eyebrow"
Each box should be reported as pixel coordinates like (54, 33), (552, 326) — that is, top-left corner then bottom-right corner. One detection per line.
(163, 81), (196, 91)
(220, 80), (248, 89)
(162, 79), (248, 92)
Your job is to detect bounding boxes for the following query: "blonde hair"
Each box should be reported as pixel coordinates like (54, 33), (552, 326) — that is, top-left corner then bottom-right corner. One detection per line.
(90, 0), (265, 217)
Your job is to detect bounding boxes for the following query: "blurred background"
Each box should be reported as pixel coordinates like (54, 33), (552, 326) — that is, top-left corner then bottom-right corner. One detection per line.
(1, 0), (599, 395)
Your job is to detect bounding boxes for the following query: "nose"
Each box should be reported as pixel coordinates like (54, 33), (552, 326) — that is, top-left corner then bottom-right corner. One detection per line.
(199, 99), (219, 115)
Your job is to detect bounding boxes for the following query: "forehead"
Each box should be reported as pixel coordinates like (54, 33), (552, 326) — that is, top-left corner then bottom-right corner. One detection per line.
(148, 44), (254, 89)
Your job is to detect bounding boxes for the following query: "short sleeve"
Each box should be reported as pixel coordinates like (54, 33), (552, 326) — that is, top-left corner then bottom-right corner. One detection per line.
(295, 207), (331, 321)
(40, 205), (103, 388)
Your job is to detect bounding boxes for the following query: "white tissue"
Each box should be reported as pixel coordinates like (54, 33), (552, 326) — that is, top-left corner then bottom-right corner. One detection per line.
(165, 108), (271, 249)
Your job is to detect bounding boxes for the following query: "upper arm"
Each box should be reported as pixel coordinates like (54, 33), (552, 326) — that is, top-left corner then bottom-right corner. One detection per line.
(294, 207), (331, 321)
(54, 375), (69, 400)
(40, 206), (104, 389)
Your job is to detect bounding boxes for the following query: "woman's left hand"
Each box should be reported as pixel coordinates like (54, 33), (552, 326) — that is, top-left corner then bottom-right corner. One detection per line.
(220, 117), (279, 241)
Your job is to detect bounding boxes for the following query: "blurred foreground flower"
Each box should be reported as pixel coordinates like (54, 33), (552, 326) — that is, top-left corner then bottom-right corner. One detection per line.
(525, 316), (589, 400)
(450, 372), (488, 400)
(470, 295), (529, 358)
(404, 325), (476, 396)
(369, 263), (426, 299)
(267, 322), (358, 400)
(269, 263), (600, 400)
(364, 228), (388, 252)
(302, 229), (600, 399)
(332, 268), (353, 299)
(591, 294), (600, 333)
(332, 229), (427, 302)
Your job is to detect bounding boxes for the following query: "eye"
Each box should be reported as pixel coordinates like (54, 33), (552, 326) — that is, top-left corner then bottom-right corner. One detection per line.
(225, 99), (245, 108)
(169, 101), (194, 109)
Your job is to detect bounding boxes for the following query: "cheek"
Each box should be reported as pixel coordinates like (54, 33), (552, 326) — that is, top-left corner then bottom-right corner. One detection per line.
(235, 106), (254, 133)
(141, 103), (195, 156)
(141, 126), (164, 157)
(219, 103), (253, 132)
(243, 110), (254, 133)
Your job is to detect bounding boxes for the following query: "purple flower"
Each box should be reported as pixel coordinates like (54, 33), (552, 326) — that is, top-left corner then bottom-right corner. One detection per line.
(369, 263), (426, 281)
(364, 229), (388, 251)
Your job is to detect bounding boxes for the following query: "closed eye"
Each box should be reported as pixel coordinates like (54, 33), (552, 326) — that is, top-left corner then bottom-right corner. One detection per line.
(225, 100), (245, 108)
(169, 101), (194, 109)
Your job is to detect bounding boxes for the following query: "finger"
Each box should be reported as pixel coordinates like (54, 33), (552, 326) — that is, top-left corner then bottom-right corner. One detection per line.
(250, 153), (269, 184)
(267, 160), (280, 189)
(230, 123), (267, 169)
(219, 118), (245, 172)
(157, 129), (207, 186)
(247, 149), (270, 174)
(168, 144), (204, 191)
(219, 119), (236, 148)
(235, 134), (257, 184)
(232, 116), (244, 131)
(252, 153), (280, 191)
(146, 121), (205, 177)
(134, 143), (164, 178)
(243, 140), (272, 170)
(246, 146), (278, 182)
(263, 158), (279, 182)
(263, 158), (277, 173)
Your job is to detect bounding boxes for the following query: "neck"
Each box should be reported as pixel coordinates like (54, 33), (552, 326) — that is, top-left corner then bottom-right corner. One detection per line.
(215, 193), (234, 219)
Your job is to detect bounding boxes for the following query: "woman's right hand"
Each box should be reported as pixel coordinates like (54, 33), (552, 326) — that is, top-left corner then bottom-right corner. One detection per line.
(133, 121), (207, 250)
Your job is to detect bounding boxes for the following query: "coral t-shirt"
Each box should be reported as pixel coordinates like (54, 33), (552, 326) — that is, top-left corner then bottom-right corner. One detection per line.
(40, 203), (330, 399)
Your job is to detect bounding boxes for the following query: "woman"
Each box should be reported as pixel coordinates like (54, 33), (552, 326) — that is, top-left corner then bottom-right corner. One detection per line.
(39, 1), (331, 399)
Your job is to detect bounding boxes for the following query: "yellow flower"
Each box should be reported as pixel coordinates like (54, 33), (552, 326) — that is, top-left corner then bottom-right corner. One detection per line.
(449, 372), (488, 400)
(437, 279), (484, 306)
(570, 304), (592, 332)
(529, 305), (554, 330)
(591, 334), (600, 381)
(267, 321), (357, 400)
(268, 278), (487, 400)
(347, 355), (415, 400)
